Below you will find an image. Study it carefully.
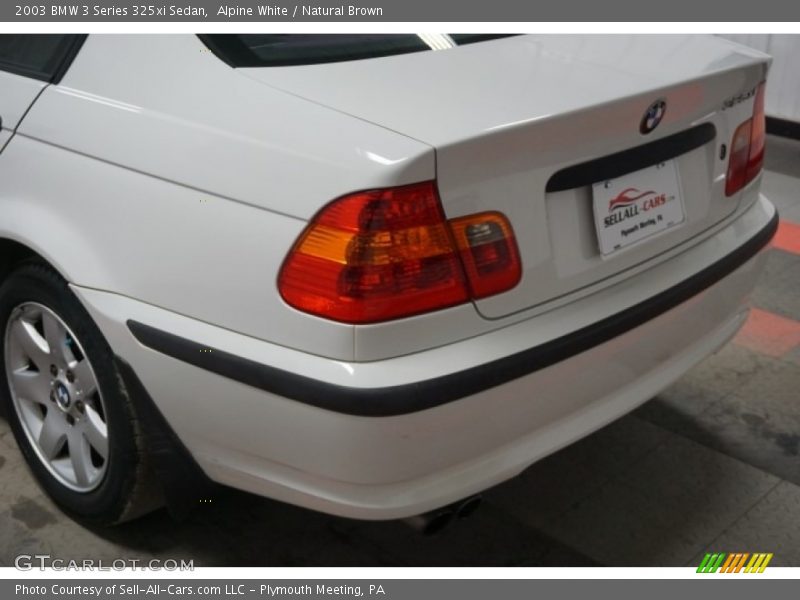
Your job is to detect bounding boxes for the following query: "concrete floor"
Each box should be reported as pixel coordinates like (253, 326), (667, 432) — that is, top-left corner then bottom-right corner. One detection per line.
(1, 136), (798, 568)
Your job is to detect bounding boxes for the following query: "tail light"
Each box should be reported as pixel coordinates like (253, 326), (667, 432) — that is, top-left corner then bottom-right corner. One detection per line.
(726, 82), (766, 196)
(449, 212), (522, 299)
(278, 182), (521, 323)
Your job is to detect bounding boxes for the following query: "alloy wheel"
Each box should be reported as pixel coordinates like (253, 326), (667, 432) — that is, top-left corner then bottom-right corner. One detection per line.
(4, 302), (109, 492)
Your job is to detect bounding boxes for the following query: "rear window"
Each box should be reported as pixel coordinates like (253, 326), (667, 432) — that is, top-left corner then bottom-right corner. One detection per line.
(199, 34), (516, 67)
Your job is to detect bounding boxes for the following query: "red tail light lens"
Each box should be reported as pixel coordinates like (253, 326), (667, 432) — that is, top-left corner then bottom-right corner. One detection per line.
(278, 182), (521, 323)
(725, 119), (752, 196)
(726, 82), (766, 196)
(746, 82), (766, 181)
(449, 212), (522, 299)
(279, 182), (467, 323)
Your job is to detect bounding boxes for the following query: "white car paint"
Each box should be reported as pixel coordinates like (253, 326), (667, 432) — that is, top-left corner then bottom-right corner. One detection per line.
(720, 34), (800, 123)
(244, 34), (768, 319)
(0, 70), (46, 151)
(75, 195), (771, 518)
(0, 34), (777, 519)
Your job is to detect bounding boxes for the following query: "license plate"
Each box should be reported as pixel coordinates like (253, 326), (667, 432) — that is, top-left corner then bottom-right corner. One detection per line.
(591, 160), (685, 256)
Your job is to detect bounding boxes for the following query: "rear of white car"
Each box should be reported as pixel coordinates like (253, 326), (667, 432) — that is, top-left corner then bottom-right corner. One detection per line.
(0, 34), (777, 524)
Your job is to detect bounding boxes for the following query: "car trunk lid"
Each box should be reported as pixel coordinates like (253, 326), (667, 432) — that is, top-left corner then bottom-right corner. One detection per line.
(241, 35), (770, 318)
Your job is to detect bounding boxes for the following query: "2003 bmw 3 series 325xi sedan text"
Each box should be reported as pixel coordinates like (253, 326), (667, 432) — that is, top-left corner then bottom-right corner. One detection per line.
(0, 34), (779, 526)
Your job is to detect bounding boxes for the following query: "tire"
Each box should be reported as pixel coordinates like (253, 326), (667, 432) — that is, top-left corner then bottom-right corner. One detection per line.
(0, 261), (161, 525)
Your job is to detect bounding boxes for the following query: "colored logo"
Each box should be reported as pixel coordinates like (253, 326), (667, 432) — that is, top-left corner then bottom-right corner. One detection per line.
(608, 187), (655, 211)
(640, 99), (667, 134)
(55, 382), (71, 410)
(697, 552), (773, 573)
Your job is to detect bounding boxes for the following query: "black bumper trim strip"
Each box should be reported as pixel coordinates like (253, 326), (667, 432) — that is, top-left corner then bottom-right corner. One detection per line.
(128, 210), (778, 417)
(546, 123), (717, 193)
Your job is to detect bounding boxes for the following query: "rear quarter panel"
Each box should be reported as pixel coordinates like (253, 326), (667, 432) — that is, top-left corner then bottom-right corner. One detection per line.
(3, 35), (436, 360)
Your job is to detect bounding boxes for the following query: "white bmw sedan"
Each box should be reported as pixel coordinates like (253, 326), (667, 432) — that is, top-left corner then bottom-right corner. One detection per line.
(0, 34), (778, 526)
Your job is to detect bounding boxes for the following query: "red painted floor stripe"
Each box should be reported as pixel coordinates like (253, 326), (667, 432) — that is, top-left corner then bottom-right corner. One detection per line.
(772, 220), (800, 255)
(734, 307), (800, 357)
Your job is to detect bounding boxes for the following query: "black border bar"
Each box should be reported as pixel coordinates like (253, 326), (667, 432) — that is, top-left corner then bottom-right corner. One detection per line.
(128, 210), (778, 417)
(546, 123), (717, 193)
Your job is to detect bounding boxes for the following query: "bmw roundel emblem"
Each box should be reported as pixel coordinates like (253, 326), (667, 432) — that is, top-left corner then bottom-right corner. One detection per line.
(640, 99), (667, 134)
(55, 382), (71, 409)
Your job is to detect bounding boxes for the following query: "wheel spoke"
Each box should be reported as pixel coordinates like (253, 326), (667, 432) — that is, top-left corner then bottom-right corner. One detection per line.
(67, 428), (94, 488)
(80, 404), (108, 459)
(42, 311), (71, 366)
(38, 410), (68, 459)
(10, 369), (50, 405)
(10, 319), (50, 371)
(72, 359), (98, 397)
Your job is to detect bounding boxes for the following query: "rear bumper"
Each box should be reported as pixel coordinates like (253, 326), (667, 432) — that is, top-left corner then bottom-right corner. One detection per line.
(74, 195), (777, 520)
(127, 203), (776, 417)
